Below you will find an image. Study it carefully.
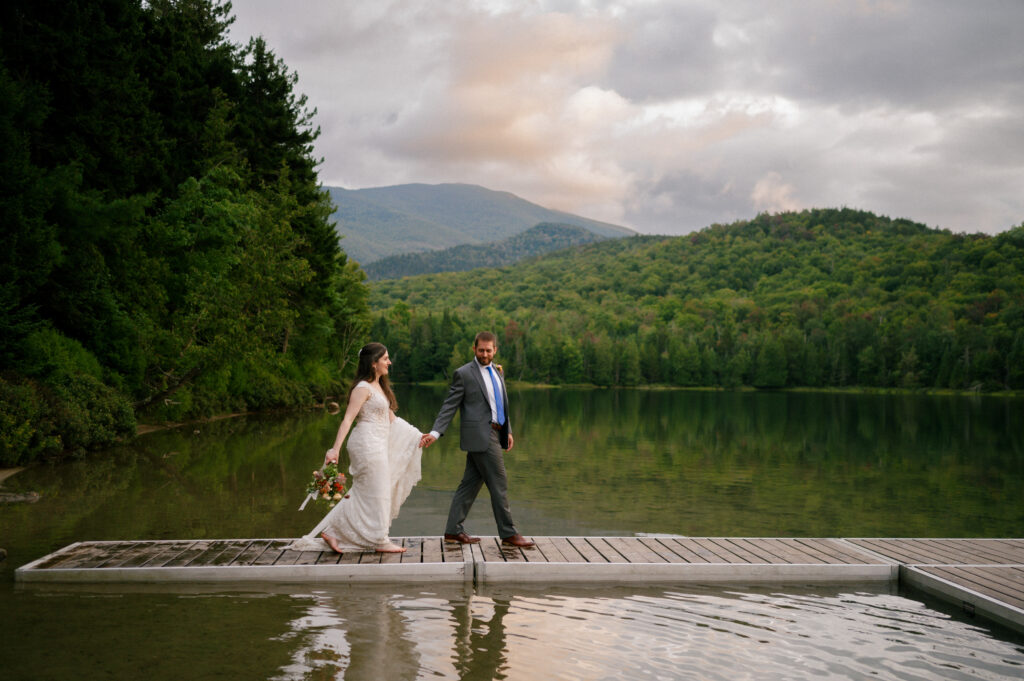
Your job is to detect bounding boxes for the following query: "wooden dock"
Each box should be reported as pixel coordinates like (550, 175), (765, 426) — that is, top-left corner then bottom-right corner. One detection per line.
(16, 536), (1024, 634)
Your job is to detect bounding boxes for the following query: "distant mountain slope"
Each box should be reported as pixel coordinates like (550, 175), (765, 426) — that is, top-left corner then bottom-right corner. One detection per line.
(363, 222), (606, 280)
(326, 183), (633, 264)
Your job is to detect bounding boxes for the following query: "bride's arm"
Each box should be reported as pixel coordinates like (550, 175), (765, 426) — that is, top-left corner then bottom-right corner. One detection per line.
(325, 387), (371, 463)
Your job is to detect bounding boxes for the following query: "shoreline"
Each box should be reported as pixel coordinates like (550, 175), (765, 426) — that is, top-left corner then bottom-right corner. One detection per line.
(135, 402), (344, 437)
(131, 383), (1021, 438)
(401, 380), (1022, 397)
(135, 411), (255, 436)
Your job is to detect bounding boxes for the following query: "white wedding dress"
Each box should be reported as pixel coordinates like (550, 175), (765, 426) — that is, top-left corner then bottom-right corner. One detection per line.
(289, 381), (423, 552)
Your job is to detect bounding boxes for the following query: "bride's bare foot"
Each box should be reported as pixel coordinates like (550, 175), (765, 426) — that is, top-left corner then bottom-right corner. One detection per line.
(321, 532), (343, 553)
(377, 542), (406, 553)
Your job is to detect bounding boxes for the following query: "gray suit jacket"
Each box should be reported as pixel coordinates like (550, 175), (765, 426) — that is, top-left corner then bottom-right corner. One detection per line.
(431, 360), (511, 451)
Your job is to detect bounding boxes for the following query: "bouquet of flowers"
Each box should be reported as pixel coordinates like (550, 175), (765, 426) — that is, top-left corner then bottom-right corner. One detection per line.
(298, 460), (348, 511)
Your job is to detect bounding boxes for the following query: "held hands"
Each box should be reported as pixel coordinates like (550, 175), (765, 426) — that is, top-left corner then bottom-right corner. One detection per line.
(419, 433), (437, 449)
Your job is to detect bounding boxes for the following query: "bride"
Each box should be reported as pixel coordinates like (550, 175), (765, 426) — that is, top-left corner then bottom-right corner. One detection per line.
(290, 343), (424, 554)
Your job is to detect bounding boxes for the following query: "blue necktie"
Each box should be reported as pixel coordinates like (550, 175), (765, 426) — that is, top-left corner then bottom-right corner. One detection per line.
(487, 366), (505, 425)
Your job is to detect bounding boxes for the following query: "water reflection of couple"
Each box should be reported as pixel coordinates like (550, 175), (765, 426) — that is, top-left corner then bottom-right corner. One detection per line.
(290, 332), (534, 553)
(296, 588), (511, 680)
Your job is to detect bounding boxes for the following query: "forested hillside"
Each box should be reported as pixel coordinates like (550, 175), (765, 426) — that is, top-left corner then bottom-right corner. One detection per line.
(0, 1), (369, 464)
(371, 209), (1024, 391)
(363, 223), (607, 280)
(326, 183), (633, 264)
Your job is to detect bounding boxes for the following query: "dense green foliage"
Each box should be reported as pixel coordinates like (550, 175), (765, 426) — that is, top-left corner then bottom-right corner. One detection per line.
(363, 222), (606, 280)
(327, 183), (633, 264)
(0, 0), (369, 464)
(371, 209), (1024, 391)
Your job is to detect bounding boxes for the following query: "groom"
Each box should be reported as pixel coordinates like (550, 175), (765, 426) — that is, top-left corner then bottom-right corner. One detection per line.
(420, 332), (534, 548)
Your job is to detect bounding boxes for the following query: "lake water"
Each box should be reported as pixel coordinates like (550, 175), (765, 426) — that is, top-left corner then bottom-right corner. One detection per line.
(2, 388), (1023, 679)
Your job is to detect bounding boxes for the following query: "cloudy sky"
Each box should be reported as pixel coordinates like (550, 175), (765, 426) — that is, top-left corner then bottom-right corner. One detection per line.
(228, 0), (1024, 236)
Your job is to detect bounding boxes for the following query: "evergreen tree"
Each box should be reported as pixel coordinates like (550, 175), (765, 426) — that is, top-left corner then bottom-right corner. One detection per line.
(0, 0), (371, 460)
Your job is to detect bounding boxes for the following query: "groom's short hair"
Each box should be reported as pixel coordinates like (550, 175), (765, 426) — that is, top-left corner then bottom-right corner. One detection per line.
(474, 331), (497, 347)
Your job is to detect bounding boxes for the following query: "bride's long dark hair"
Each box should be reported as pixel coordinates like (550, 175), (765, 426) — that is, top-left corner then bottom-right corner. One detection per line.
(349, 342), (398, 411)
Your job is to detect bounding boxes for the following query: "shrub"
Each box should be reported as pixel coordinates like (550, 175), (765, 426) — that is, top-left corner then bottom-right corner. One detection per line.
(0, 376), (61, 465)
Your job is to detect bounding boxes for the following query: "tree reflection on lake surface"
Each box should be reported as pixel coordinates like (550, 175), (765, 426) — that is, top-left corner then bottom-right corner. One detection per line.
(2, 389), (1021, 564)
(2, 389), (1023, 680)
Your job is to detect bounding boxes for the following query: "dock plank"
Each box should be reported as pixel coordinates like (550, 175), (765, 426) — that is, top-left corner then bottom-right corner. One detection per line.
(742, 539), (811, 564)
(637, 538), (687, 563)
(550, 537), (587, 563)
(315, 550), (342, 565)
(273, 549), (307, 566)
(709, 538), (764, 563)
(230, 540), (273, 566)
(810, 539), (886, 565)
(184, 541), (241, 567)
(950, 566), (1024, 599)
(102, 542), (173, 568)
(441, 538), (464, 563)
(250, 540), (290, 566)
(207, 541), (255, 567)
(909, 539), (979, 564)
(498, 538), (530, 563)
(478, 538), (508, 563)
(791, 539), (859, 564)
(140, 541), (197, 567)
(657, 538), (710, 563)
(771, 539), (833, 564)
(566, 537), (609, 563)
(928, 539), (1021, 565)
(529, 536), (564, 563)
(422, 537), (443, 564)
(606, 537), (666, 563)
(162, 541), (217, 567)
(925, 566), (1024, 610)
(379, 539), (406, 564)
(587, 538), (629, 563)
(401, 537), (423, 564)
(991, 540), (1024, 563)
(691, 537), (748, 563)
(850, 539), (947, 565)
(336, 550), (363, 565)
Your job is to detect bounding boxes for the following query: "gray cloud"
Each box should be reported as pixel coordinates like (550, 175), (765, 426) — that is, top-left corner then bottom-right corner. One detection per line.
(228, 0), (1024, 235)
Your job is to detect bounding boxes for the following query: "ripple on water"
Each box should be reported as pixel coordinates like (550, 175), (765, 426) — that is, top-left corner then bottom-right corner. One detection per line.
(461, 586), (1023, 681)
(268, 583), (1024, 680)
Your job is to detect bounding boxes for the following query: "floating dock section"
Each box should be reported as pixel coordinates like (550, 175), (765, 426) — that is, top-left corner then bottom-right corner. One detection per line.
(16, 536), (1024, 634)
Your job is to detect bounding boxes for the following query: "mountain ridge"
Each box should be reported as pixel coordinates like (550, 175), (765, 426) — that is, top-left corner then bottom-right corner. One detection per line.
(326, 183), (633, 264)
(363, 222), (607, 280)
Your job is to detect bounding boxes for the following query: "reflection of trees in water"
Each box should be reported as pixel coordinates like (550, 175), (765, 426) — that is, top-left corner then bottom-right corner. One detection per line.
(12, 389), (1019, 555)
(493, 389), (1024, 537)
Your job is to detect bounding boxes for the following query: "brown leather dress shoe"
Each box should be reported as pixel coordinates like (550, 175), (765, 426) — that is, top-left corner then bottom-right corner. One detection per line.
(444, 532), (481, 544)
(501, 534), (535, 548)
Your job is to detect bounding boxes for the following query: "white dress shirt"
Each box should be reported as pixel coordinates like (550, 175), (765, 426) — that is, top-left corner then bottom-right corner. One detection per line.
(476, 359), (501, 424)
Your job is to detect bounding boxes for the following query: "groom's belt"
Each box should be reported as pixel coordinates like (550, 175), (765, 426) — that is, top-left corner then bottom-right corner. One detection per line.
(490, 422), (503, 431)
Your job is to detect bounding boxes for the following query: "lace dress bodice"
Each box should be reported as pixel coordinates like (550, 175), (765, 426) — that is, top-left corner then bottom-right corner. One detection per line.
(355, 383), (391, 425)
(289, 381), (423, 552)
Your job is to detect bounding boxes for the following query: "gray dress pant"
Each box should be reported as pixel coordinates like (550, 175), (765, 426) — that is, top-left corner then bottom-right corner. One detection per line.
(444, 430), (517, 538)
